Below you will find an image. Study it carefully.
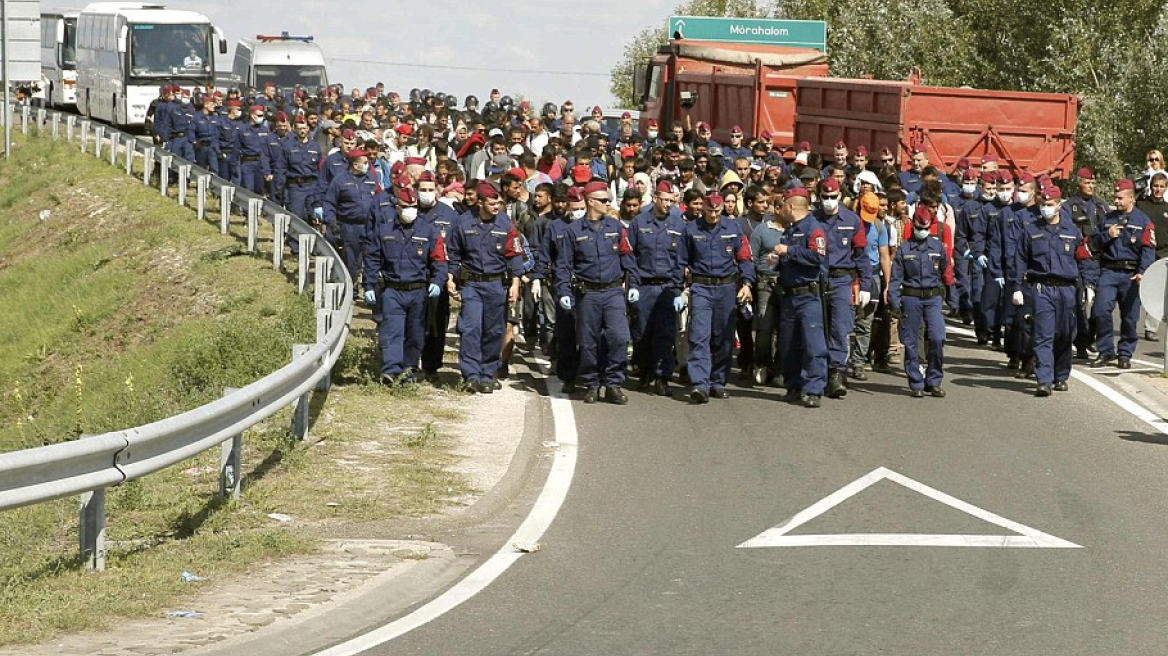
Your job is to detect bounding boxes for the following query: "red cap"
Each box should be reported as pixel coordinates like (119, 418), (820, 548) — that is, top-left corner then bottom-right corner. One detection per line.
(1019, 172), (1036, 185)
(621, 111), (632, 119)
(957, 157), (970, 169)
(274, 111), (288, 122)
(982, 154), (998, 165)
(1077, 167), (1095, 180)
(583, 181), (608, 196)
(1038, 174), (1053, 188)
(799, 141), (811, 152)
(834, 140), (847, 150)
(571, 163), (592, 184)
(980, 172), (996, 185)
(264, 82), (276, 89)
(477, 180), (501, 199)
(202, 94), (216, 104)
(341, 129), (356, 140)
(705, 192), (724, 208)
(655, 180), (677, 194)
(783, 187), (810, 201)
(820, 178), (841, 194)
(397, 186), (418, 205)
(345, 149), (367, 160)
(1041, 186), (1063, 201)
(880, 147), (893, 157)
(404, 156), (427, 166)
(647, 119), (658, 128)
(507, 167), (527, 180)
(913, 206), (933, 226)
(417, 171), (436, 183)
(911, 144), (926, 155)
(225, 100), (243, 108)
(696, 121), (711, 131)
(394, 124), (413, 136)
(620, 147), (636, 159)
(249, 105), (265, 114)
(562, 99), (573, 108)
(591, 106), (602, 114)
(997, 170), (1014, 184)
(181, 88), (191, 97)
(566, 187), (584, 202)
(731, 126), (744, 135)
(390, 161), (406, 176)
(293, 114), (307, 125)
(760, 130), (772, 142)
(213, 91), (224, 100)
(962, 169), (978, 182)
(490, 88), (500, 95)
(855, 145), (868, 157)
(1116, 179), (1136, 193)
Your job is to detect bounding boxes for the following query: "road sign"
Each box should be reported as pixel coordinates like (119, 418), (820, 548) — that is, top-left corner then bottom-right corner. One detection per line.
(667, 15), (827, 52)
(1139, 258), (1168, 322)
(2, 0), (41, 81)
(737, 467), (1081, 549)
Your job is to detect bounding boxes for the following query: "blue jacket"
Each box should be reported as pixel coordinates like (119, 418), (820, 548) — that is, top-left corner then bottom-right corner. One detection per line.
(362, 197), (448, 292)
(627, 210), (686, 288)
(889, 235), (949, 309)
(777, 214), (827, 288)
(555, 217), (638, 297)
(984, 201), (1019, 279)
(322, 169), (377, 224)
(815, 206), (873, 293)
(447, 211), (524, 279)
(1014, 216), (1096, 288)
(236, 123), (272, 176)
(680, 216), (755, 284)
(1092, 207), (1157, 274)
(534, 216), (573, 282)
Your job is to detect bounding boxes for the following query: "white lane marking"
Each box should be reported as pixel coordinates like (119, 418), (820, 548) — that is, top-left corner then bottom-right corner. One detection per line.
(738, 467), (1081, 549)
(313, 358), (578, 656)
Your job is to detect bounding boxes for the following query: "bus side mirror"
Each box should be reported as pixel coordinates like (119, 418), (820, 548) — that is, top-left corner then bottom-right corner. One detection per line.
(215, 28), (228, 55)
(117, 26), (128, 54)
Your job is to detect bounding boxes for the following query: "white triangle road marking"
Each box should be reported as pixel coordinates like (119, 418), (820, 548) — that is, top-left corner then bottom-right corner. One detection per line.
(737, 467), (1082, 549)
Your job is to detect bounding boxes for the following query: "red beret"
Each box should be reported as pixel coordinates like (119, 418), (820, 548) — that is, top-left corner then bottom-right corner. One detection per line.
(705, 192), (724, 207)
(396, 186), (418, 205)
(783, 187), (810, 201)
(562, 99), (573, 107)
(264, 82), (276, 88)
(760, 130), (772, 141)
(655, 180), (677, 194)
(394, 124), (413, 136)
(293, 114), (307, 125)
(477, 180), (501, 199)
(345, 149), (367, 160)
(731, 126), (744, 135)
(507, 167), (527, 180)
(202, 94), (216, 104)
(820, 178), (841, 194)
(962, 169), (978, 182)
(855, 145), (868, 157)
(582, 181), (609, 196)
(1019, 172), (1036, 185)
(341, 129), (356, 140)
(997, 170), (1014, 184)
(390, 161), (406, 176)
(881, 147), (894, 157)
(274, 111), (288, 122)
(417, 171), (436, 183)
(212, 91), (224, 99)
(834, 140), (847, 150)
(913, 205), (934, 225)
(799, 141), (811, 152)
(566, 187), (584, 202)
(249, 105), (265, 113)
(621, 111), (632, 119)
(957, 157), (970, 169)
(1077, 167), (1095, 180)
(404, 156), (427, 167)
(1116, 178), (1136, 193)
(982, 154), (998, 165)
(393, 173), (411, 189)
(1038, 174), (1053, 188)
(980, 172), (997, 185)
(911, 144), (926, 155)
(1041, 186), (1063, 201)
(696, 121), (711, 131)
(225, 100), (243, 108)
(180, 88), (191, 97)
(647, 119), (658, 128)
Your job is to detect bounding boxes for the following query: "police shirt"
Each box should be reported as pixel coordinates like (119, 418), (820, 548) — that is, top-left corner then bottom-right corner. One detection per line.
(361, 198), (448, 291)
(447, 211), (524, 279)
(1092, 207), (1157, 273)
(1014, 217), (1094, 287)
(777, 214), (827, 288)
(815, 206), (873, 293)
(680, 216), (756, 284)
(554, 217), (638, 299)
(628, 211), (686, 288)
(322, 169), (377, 224)
(889, 235), (949, 309)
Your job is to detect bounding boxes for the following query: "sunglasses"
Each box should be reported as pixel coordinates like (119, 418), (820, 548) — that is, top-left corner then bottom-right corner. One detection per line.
(881, 158), (895, 163)
(1150, 157), (1162, 163)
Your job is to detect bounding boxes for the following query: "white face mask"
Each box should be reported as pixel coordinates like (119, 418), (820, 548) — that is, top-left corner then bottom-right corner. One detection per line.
(571, 209), (586, 221)
(822, 198), (840, 214)
(1016, 191), (1031, 205)
(997, 190), (1013, 204)
(647, 130), (658, 140)
(982, 188), (995, 201)
(963, 184), (977, 197)
(438, 196), (456, 208)
(400, 207), (418, 224)
(417, 191), (437, 207)
(913, 228), (930, 241)
(1040, 205), (1058, 220)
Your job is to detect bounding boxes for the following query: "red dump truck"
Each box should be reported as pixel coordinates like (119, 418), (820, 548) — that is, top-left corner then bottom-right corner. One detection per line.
(794, 75), (1080, 177)
(634, 39), (829, 147)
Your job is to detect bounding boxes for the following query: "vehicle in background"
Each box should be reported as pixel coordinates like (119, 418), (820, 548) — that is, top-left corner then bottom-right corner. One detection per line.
(39, 10), (81, 109)
(231, 33), (328, 96)
(794, 72), (1080, 178)
(600, 108), (640, 136)
(632, 39), (829, 148)
(74, 2), (227, 128)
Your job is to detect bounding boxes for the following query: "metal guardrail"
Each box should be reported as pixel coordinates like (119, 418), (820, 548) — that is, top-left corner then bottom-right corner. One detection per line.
(0, 104), (353, 570)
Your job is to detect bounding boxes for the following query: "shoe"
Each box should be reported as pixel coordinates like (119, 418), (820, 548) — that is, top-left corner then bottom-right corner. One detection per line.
(991, 337), (1003, 351)
(1074, 348), (1089, 360)
(583, 387), (599, 404)
(784, 389), (804, 404)
(910, 388), (925, 398)
(888, 353), (903, 365)
(637, 374), (654, 391)
(1091, 353), (1116, 368)
(1035, 384), (1051, 397)
(653, 378), (671, 397)
(1014, 359), (1034, 379)
(379, 374), (398, 387)
(605, 386), (628, 405)
(826, 371), (848, 399)
(1053, 381), (1069, 392)
(977, 334), (990, 346)
(925, 386), (946, 398)
(1087, 345), (1099, 356)
(678, 367), (691, 385)
(871, 361), (893, 374)
(803, 394), (821, 408)
(1145, 330), (1159, 342)
(849, 367), (869, 382)
(475, 381), (494, 394)
(1007, 357), (1021, 370)
(463, 379), (478, 394)
(498, 364), (511, 380)
(492, 379), (503, 390)
(561, 381), (579, 394)
(710, 387), (729, 399)
(689, 388), (709, 404)
(424, 371), (441, 386)
(1118, 358), (1132, 370)
(962, 310), (974, 325)
(753, 366), (769, 385)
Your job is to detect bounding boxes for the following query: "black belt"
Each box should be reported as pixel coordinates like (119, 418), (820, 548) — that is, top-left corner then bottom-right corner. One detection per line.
(1025, 274), (1077, 287)
(288, 176), (317, 185)
(381, 280), (427, 291)
(780, 282), (821, 297)
(902, 286), (946, 298)
(640, 277), (673, 286)
(196, 139), (213, 146)
(463, 271), (506, 283)
(336, 216), (365, 225)
(691, 274), (737, 286)
(1102, 261), (1138, 272)
(240, 155), (261, 162)
(578, 279), (624, 291)
(170, 131), (187, 137)
(829, 268), (858, 279)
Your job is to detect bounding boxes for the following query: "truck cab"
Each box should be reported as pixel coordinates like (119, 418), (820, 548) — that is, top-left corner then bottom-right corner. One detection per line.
(231, 32), (328, 95)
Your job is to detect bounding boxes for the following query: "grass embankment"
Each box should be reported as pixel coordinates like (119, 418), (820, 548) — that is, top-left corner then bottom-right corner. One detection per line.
(0, 132), (473, 646)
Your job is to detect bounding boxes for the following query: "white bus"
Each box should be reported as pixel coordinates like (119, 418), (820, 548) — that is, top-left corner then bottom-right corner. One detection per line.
(74, 2), (226, 128)
(232, 33), (329, 95)
(40, 10), (81, 109)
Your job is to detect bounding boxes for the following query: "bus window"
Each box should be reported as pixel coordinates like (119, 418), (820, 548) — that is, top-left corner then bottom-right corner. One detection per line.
(647, 64), (663, 104)
(62, 20), (77, 67)
(128, 23), (211, 76)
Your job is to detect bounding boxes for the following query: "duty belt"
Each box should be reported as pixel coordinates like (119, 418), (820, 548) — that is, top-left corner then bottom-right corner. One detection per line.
(381, 280), (427, 291)
(170, 131), (187, 138)
(240, 155), (261, 162)
(287, 176), (317, 185)
(691, 274), (737, 286)
(640, 277), (673, 286)
(196, 139), (213, 147)
(780, 282), (821, 297)
(463, 271), (506, 283)
(336, 216), (365, 225)
(578, 279), (624, 292)
(1025, 274), (1076, 287)
(1101, 260), (1138, 272)
(829, 268), (858, 279)
(901, 286), (946, 298)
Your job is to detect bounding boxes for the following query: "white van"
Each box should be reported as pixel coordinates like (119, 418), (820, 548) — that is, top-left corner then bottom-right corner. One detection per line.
(231, 32), (328, 94)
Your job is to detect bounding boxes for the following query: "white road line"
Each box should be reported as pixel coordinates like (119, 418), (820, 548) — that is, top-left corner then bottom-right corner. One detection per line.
(312, 359), (578, 656)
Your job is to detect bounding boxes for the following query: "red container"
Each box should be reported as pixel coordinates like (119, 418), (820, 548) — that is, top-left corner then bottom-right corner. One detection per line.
(794, 77), (1079, 178)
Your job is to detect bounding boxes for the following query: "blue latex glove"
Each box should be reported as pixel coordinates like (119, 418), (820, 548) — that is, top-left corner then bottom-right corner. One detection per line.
(995, 277), (1005, 288)
(313, 207), (324, 221)
(963, 249), (973, 261)
(559, 296), (573, 310)
(673, 296), (686, 313)
(428, 284), (440, 298)
(627, 288), (640, 304)
(363, 290), (376, 305)
(976, 254), (989, 269)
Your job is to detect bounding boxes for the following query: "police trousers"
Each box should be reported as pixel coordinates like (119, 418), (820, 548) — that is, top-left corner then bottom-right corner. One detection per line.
(1029, 283), (1076, 386)
(826, 276), (856, 371)
(457, 280), (506, 383)
(575, 287), (629, 389)
(900, 295), (945, 390)
(632, 283), (680, 379)
(1094, 269), (1141, 359)
(687, 283), (738, 392)
(780, 292), (828, 396)
(378, 287), (427, 379)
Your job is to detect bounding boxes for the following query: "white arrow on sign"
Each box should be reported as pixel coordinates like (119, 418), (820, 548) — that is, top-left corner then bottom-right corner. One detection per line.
(672, 19), (686, 38)
(738, 467), (1081, 549)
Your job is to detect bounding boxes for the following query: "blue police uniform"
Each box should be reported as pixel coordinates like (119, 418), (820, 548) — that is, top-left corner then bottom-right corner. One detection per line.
(534, 215), (579, 385)
(158, 99), (195, 160)
(889, 234), (950, 392)
(1092, 206), (1156, 361)
(322, 168), (378, 287)
(236, 121), (271, 195)
(555, 217), (639, 393)
(266, 128), (288, 204)
(627, 209), (686, 383)
(276, 134), (322, 254)
(983, 199), (1017, 349)
(680, 216), (756, 396)
(447, 210), (524, 386)
(777, 213), (828, 400)
(215, 113), (241, 184)
(151, 97), (173, 144)
(420, 201), (461, 375)
(955, 192), (986, 328)
(1014, 215), (1095, 388)
(815, 205), (872, 383)
(191, 109), (220, 175)
(1066, 193), (1108, 355)
(723, 145), (752, 161)
(362, 197), (448, 381)
(898, 169), (923, 197)
(1006, 203), (1041, 365)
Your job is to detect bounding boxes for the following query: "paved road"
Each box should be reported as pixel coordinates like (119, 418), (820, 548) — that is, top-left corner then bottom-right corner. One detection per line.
(344, 326), (1168, 655)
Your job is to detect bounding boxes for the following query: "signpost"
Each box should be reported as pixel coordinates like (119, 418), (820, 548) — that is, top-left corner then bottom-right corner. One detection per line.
(2, 0), (42, 159)
(667, 15), (827, 52)
(1138, 258), (1168, 375)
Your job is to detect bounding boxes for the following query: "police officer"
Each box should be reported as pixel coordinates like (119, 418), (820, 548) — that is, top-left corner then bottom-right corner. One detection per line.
(888, 207), (950, 398)
(1066, 167), (1108, 358)
(555, 181), (639, 404)
(534, 186), (583, 392)
(445, 181), (524, 393)
(954, 169), (985, 328)
(158, 87), (195, 160)
(1091, 179), (1157, 369)
(983, 171), (1018, 354)
(362, 187), (448, 384)
(237, 105), (273, 195)
(1015, 186), (1095, 396)
(816, 177), (872, 397)
(773, 187), (828, 408)
(418, 171), (460, 380)
(628, 180), (685, 397)
(192, 93), (221, 176)
(266, 112), (291, 205)
(217, 100), (243, 184)
(898, 146), (928, 197)
(322, 148), (379, 288)
(278, 115), (322, 254)
(680, 191), (755, 404)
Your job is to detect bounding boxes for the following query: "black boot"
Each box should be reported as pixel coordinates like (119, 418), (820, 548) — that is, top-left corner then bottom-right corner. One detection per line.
(826, 371), (848, 399)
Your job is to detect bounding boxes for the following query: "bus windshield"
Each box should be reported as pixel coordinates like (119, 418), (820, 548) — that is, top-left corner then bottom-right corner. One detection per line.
(253, 65), (327, 92)
(128, 23), (212, 77)
(62, 18), (77, 68)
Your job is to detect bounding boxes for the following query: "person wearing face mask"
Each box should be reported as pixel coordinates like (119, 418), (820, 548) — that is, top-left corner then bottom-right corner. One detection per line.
(361, 187), (448, 385)
(554, 181), (640, 404)
(314, 128), (360, 221)
(417, 172), (459, 381)
(1014, 186), (1095, 396)
(1091, 179), (1157, 369)
(236, 105), (274, 196)
(322, 149), (379, 292)
(888, 206), (950, 398)
(983, 170), (1019, 354)
(217, 99), (244, 185)
(814, 178), (873, 399)
(533, 185), (582, 391)
(644, 119), (663, 149)
(954, 169), (985, 330)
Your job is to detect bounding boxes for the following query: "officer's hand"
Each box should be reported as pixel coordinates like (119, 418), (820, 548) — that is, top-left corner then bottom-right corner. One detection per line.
(559, 295), (573, 311)
(673, 295), (686, 313)
(508, 279), (520, 305)
(428, 284), (440, 298)
(976, 255), (989, 269)
(531, 279), (542, 301)
(765, 252), (779, 267)
(995, 277), (1005, 288)
(858, 290), (872, 306)
(1133, 273), (1144, 283)
(446, 279), (460, 300)
(773, 243), (788, 257)
(627, 288), (640, 304)
(1011, 290), (1024, 306)
(736, 285), (753, 304)
(1109, 224), (1122, 239)
(1086, 287), (1096, 313)
(963, 249), (973, 261)
(313, 207), (324, 221)
(363, 290), (376, 305)
(265, 174), (274, 182)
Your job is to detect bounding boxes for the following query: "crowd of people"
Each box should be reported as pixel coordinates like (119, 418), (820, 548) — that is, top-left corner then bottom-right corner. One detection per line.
(143, 81), (1166, 405)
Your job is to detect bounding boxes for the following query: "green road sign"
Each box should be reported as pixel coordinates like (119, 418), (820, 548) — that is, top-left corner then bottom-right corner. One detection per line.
(667, 16), (827, 52)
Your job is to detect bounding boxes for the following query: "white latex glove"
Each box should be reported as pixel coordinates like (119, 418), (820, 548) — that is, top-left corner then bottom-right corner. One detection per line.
(363, 290), (376, 305)
(1085, 287), (1096, 314)
(1011, 290), (1024, 306)
(857, 290), (872, 306)
(627, 288), (640, 304)
(531, 279), (542, 301)
(559, 295), (573, 311)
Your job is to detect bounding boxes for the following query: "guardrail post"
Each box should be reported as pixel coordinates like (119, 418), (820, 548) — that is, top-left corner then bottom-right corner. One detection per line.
(219, 388), (243, 501)
(124, 139), (135, 176)
(79, 120), (89, 153)
(66, 115), (75, 142)
(159, 155), (173, 195)
(108, 133), (119, 166)
(220, 185), (235, 234)
(94, 126), (105, 159)
(177, 165), (191, 207)
(21, 106), (29, 135)
(273, 214), (289, 269)
(291, 345), (312, 441)
(196, 174), (209, 221)
(297, 235), (316, 293)
(36, 108), (46, 130)
(51, 113), (60, 140)
(314, 256), (331, 309)
(79, 488), (107, 572)
(247, 199), (263, 252)
(142, 147), (154, 185)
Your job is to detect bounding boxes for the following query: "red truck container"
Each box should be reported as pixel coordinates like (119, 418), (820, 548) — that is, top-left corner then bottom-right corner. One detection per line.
(794, 76), (1079, 178)
(634, 40), (828, 148)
